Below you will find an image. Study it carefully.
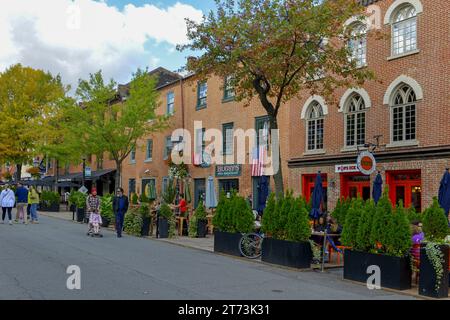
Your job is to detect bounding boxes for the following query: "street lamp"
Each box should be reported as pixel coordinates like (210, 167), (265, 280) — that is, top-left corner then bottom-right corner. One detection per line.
(82, 157), (86, 188)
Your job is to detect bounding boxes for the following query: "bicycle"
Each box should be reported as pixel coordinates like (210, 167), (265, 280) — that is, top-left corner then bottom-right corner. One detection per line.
(239, 211), (264, 259)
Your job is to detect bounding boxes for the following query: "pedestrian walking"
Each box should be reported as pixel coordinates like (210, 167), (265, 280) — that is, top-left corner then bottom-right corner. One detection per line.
(28, 186), (40, 224)
(0, 185), (15, 225)
(86, 187), (101, 222)
(15, 183), (29, 224)
(113, 187), (129, 238)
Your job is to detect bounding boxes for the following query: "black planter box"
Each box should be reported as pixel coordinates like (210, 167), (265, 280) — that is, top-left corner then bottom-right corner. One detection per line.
(344, 250), (412, 290)
(141, 217), (151, 237)
(197, 220), (208, 238)
(419, 244), (449, 299)
(261, 238), (312, 269)
(158, 217), (169, 239)
(101, 217), (111, 228)
(38, 203), (60, 212)
(76, 208), (85, 223)
(214, 230), (242, 257)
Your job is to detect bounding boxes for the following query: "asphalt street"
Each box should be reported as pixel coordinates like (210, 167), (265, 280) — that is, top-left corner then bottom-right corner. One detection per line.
(0, 214), (415, 300)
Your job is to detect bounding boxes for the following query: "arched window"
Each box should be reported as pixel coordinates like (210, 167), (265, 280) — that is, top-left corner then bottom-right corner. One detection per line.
(307, 102), (324, 151)
(345, 94), (366, 147)
(348, 23), (367, 67)
(392, 84), (417, 142)
(392, 5), (417, 56)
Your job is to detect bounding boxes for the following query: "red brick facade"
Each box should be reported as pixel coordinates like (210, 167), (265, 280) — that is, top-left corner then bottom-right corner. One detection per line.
(45, 0), (449, 213)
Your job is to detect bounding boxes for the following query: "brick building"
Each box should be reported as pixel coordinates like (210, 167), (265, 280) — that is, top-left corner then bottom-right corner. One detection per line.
(287, 0), (450, 211)
(43, 0), (449, 214)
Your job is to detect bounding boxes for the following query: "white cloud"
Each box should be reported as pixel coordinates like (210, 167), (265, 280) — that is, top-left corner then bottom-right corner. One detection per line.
(0, 0), (203, 89)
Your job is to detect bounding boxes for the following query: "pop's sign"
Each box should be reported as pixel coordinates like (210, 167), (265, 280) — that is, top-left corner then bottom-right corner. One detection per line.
(357, 151), (377, 176)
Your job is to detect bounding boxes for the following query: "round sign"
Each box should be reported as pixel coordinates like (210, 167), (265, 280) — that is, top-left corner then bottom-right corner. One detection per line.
(357, 151), (376, 175)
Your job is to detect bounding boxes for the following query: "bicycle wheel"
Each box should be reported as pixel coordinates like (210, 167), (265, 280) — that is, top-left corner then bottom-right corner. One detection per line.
(239, 233), (263, 259)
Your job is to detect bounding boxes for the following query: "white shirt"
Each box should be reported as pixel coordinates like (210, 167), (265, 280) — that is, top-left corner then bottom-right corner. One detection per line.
(0, 189), (16, 208)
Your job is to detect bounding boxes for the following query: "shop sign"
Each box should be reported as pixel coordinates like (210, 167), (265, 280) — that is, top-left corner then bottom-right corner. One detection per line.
(216, 164), (242, 177)
(85, 166), (91, 177)
(357, 151), (377, 175)
(335, 164), (359, 173)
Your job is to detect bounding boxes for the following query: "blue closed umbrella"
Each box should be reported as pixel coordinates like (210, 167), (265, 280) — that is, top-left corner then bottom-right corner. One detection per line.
(205, 176), (218, 209)
(438, 169), (450, 217)
(258, 175), (270, 215)
(310, 173), (323, 220)
(372, 173), (383, 204)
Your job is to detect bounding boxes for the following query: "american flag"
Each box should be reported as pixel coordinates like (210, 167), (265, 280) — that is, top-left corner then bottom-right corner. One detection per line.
(251, 146), (266, 177)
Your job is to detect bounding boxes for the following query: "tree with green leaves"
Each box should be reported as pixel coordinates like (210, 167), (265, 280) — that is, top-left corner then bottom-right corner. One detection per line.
(0, 64), (68, 181)
(64, 69), (170, 189)
(332, 197), (351, 227)
(422, 198), (449, 242)
(370, 191), (394, 254)
(355, 199), (376, 252)
(385, 201), (412, 257)
(179, 0), (375, 195)
(341, 198), (364, 248)
(287, 196), (311, 242)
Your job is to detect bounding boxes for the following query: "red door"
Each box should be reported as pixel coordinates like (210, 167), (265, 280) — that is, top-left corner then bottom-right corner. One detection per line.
(341, 174), (371, 201)
(302, 174), (328, 212)
(386, 170), (422, 212)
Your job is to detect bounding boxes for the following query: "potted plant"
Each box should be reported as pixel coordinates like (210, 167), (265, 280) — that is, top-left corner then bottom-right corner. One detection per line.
(124, 207), (143, 237)
(419, 198), (449, 298)
(100, 193), (114, 228)
(189, 201), (208, 238)
(39, 191), (60, 212)
(158, 203), (174, 238)
(261, 192), (312, 269)
(73, 191), (87, 223)
(140, 203), (151, 237)
(343, 195), (413, 291)
(212, 192), (254, 257)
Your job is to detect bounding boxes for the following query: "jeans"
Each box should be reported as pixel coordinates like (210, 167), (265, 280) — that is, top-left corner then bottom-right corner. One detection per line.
(30, 204), (38, 221)
(115, 211), (125, 236)
(2, 207), (12, 222)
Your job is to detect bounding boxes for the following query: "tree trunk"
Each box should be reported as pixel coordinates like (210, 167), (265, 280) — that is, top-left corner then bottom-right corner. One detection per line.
(15, 163), (22, 182)
(54, 160), (59, 192)
(268, 115), (284, 196)
(115, 161), (122, 190)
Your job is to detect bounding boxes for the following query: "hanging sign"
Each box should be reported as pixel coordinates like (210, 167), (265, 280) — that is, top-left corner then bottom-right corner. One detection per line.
(335, 164), (359, 173)
(357, 151), (377, 175)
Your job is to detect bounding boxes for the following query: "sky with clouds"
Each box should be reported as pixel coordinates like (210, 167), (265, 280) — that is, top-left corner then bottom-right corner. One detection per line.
(0, 0), (214, 89)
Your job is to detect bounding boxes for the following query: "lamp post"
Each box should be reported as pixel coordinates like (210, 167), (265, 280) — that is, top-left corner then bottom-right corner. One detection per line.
(82, 157), (86, 188)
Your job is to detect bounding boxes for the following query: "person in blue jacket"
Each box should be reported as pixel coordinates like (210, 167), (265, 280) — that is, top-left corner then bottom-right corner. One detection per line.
(113, 187), (129, 238)
(15, 183), (29, 224)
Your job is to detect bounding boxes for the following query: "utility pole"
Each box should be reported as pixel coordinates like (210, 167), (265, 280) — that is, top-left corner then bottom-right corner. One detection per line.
(82, 157), (86, 188)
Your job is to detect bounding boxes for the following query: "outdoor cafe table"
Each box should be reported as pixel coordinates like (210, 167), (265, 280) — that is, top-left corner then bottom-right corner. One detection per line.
(311, 231), (341, 272)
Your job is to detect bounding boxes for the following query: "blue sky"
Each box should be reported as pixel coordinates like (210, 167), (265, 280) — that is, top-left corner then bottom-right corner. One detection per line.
(0, 0), (216, 88)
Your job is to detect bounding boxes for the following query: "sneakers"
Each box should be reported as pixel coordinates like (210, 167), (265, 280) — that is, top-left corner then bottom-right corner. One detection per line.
(0, 221), (4, 224)
(9, 221), (13, 225)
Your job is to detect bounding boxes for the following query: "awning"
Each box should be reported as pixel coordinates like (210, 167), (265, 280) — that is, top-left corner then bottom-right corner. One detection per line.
(87, 169), (116, 180)
(56, 181), (81, 188)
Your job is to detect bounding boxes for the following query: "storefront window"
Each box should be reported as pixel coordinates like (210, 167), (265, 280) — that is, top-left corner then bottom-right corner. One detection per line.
(387, 170), (421, 212)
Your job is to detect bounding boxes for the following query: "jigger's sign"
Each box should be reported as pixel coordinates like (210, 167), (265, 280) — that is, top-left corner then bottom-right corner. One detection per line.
(357, 151), (377, 175)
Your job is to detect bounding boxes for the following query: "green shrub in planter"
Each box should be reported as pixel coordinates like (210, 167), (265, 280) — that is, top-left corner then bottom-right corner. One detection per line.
(286, 196), (311, 242)
(341, 198), (364, 248)
(41, 191), (60, 205)
(406, 206), (422, 223)
(189, 200), (207, 238)
(124, 207), (143, 237)
(212, 192), (254, 234)
(370, 192), (394, 254)
(159, 203), (176, 238)
(332, 197), (351, 227)
(261, 193), (276, 236)
(385, 201), (412, 257)
(422, 198), (449, 242)
(100, 193), (114, 222)
(355, 199), (376, 252)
